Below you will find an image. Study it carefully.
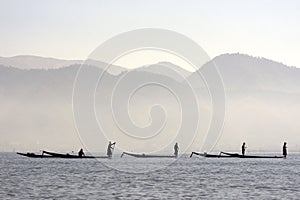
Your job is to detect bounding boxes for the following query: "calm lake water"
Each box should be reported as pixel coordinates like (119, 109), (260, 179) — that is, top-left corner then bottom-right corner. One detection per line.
(0, 152), (299, 199)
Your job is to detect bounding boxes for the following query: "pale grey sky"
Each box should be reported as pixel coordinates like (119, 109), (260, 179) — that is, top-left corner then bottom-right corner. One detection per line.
(0, 0), (300, 67)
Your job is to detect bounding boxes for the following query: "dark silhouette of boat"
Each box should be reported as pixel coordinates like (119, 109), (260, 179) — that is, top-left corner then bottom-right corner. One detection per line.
(121, 151), (177, 158)
(190, 152), (231, 158)
(17, 152), (53, 158)
(42, 150), (109, 159)
(190, 151), (284, 158)
(17, 151), (109, 159)
(17, 142), (117, 159)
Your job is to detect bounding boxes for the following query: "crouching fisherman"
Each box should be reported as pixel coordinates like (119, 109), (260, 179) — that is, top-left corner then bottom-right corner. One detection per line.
(78, 148), (85, 157)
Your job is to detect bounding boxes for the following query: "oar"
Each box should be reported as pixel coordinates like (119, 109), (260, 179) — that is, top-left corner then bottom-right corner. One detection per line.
(190, 152), (194, 158)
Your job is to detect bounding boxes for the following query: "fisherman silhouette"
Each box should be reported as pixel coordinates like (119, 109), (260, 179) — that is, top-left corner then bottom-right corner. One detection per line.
(283, 142), (287, 158)
(174, 142), (179, 157)
(78, 148), (85, 157)
(241, 142), (246, 156)
(107, 141), (116, 158)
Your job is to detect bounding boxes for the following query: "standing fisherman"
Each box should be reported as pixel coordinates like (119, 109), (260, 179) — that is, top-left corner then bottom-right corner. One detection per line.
(241, 142), (246, 156)
(283, 142), (287, 158)
(174, 142), (179, 158)
(107, 141), (116, 158)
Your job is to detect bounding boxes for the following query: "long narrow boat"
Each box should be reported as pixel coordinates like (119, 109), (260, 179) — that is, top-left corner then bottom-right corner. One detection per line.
(220, 152), (284, 158)
(191, 151), (284, 158)
(17, 152), (53, 158)
(17, 151), (109, 159)
(42, 150), (109, 159)
(121, 152), (177, 158)
(190, 152), (231, 158)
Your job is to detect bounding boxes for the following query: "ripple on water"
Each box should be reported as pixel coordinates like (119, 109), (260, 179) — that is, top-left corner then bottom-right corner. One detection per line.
(0, 153), (300, 199)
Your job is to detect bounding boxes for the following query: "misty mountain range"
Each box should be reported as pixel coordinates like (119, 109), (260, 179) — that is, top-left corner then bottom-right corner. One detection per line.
(1, 53), (299, 91)
(1, 53), (300, 152)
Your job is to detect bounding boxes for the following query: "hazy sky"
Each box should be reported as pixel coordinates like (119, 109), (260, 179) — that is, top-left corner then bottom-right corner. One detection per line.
(1, 0), (300, 67)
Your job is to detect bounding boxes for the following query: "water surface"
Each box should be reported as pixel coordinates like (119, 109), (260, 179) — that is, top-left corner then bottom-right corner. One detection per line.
(0, 153), (299, 199)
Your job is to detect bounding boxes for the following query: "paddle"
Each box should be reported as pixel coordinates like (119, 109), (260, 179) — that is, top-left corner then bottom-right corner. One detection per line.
(190, 152), (194, 158)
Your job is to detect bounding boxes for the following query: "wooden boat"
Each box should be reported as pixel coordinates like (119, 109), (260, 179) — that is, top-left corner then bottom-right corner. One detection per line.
(17, 152), (53, 158)
(190, 151), (284, 158)
(121, 151), (177, 158)
(17, 151), (109, 159)
(190, 152), (231, 158)
(42, 150), (109, 159)
(220, 152), (284, 158)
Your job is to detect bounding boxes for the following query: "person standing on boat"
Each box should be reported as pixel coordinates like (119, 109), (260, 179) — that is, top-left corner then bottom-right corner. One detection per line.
(283, 142), (287, 158)
(174, 142), (179, 157)
(78, 148), (85, 157)
(107, 141), (116, 158)
(241, 142), (246, 156)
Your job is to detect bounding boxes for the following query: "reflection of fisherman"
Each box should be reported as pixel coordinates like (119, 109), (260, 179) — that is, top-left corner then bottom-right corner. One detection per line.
(174, 142), (179, 157)
(107, 141), (116, 158)
(78, 148), (85, 157)
(283, 142), (287, 158)
(241, 142), (246, 156)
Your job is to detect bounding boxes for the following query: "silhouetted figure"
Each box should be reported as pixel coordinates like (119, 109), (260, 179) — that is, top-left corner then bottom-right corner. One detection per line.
(78, 148), (85, 157)
(283, 142), (287, 158)
(174, 142), (179, 157)
(241, 142), (246, 156)
(107, 141), (116, 158)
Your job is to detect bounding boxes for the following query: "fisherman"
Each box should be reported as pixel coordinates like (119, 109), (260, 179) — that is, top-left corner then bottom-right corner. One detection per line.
(283, 142), (287, 158)
(107, 141), (116, 158)
(78, 148), (85, 157)
(174, 142), (179, 157)
(241, 142), (246, 156)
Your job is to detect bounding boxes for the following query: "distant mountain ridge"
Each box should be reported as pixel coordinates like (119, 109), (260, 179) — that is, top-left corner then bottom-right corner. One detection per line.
(189, 53), (300, 92)
(1, 53), (300, 152)
(0, 55), (192, 81)
(0, 55), (126, 75)
(0, 55), (81, 69)
(2, 53), (300, 94)
(1, 53), (299, 86)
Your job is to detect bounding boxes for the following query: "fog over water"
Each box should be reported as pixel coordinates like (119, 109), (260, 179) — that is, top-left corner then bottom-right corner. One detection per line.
(0, 54), (300, 153)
